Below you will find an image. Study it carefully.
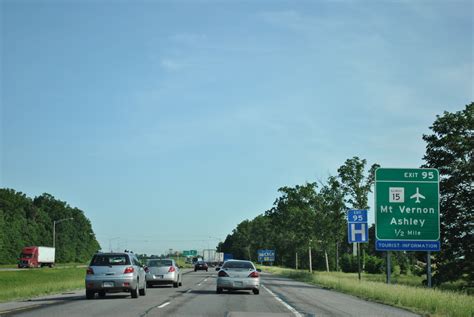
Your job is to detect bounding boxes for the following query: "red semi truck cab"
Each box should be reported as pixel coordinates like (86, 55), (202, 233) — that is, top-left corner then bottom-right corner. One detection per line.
(18, 246), (55, 268)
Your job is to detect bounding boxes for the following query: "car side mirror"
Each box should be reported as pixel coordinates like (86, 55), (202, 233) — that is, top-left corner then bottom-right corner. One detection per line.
(257, 269), (262, 272)
(215, 267), (220, 271)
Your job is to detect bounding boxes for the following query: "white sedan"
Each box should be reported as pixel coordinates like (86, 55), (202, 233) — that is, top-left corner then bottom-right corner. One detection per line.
(216, 260), (260, 294)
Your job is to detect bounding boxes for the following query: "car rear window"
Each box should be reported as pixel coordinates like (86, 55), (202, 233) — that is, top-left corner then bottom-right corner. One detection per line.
(147, 260), (173, 267)
(222, 261), (254, 269)
(90, 254), (130, 266)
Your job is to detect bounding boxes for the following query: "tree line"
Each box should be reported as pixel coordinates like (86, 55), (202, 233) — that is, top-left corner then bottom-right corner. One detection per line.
(218, 102), (473, 287)
(0, 190), (100, 264)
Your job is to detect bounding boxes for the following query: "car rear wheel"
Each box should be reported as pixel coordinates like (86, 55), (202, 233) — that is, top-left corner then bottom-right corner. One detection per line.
(252, 289), (259, 295)
(173, 281), (178, 288)
(216, 287), (223, 294)
(131, 282), (139, 298)
(98, 291), (106, 298)
(86, 290), (95, 299)
(139, 282), (146, 296)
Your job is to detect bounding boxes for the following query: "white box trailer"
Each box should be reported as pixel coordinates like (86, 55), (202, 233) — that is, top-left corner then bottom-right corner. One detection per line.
(203, 249), (217, 264)
(38, 247), (55, 264)
(18, 246), (55, 268)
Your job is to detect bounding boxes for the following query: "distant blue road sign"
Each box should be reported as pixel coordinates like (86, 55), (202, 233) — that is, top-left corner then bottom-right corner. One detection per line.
(348, 209), (368, 243)
(223, 253), (233, 261)
(257, 249), (275, 262)
(348, 209), (368, 223)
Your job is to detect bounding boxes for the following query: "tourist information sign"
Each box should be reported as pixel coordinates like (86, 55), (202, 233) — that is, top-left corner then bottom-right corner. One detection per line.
(375, 168), (440, 251)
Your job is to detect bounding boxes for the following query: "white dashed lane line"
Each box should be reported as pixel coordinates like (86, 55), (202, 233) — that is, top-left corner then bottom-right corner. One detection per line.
(261, 284), (303, 317)
(158, 275), (211, 309)
(158, 302), (170, 308)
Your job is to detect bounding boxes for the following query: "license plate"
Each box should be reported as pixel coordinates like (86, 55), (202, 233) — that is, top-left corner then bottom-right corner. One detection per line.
(103, 282), (114, 288)
(234, 281), (243, 287)
(154, 275), (163, 279)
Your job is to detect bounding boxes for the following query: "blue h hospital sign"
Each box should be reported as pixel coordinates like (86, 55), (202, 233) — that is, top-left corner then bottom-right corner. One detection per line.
(348, 210), (369, 243)
(349, 223), (368, 243)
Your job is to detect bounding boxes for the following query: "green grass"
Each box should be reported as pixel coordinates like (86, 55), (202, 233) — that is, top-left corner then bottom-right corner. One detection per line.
(0, 262), (87, 269)
(0, 264), (16, 269)
(0, 267), (86, 302)
(263, 267), (474, 317)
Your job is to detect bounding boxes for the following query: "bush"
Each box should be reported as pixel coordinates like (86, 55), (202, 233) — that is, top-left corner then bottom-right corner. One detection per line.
(341, 254), (358, 273)
(365, 255), (384, 274)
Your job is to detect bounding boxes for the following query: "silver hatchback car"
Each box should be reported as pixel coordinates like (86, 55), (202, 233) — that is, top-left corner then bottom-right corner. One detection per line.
(85, 252), (147, 299)
(146, 258), (182, 288)
(216, 260), (261, 294)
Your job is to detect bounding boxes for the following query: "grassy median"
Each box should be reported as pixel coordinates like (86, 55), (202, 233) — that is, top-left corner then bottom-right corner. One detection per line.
(0, 267), (86, 302)
(263, 266), (474, 317)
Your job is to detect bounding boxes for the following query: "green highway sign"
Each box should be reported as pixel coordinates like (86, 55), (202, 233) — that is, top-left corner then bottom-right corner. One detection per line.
(182, 250), (198, 256)
(375, 168), (440, 251)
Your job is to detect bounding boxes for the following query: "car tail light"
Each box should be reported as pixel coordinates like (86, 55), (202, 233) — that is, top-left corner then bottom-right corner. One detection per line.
(218, 270), (229, 277)
(168, 266), (176, 273)
(86, 267), (94, 275)
(123, 266), (134, 274)
(248, 271), (259, 278)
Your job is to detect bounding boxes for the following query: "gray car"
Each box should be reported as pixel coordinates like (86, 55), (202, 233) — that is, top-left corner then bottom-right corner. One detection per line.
(145, 258), (182, 288)
(85, 252), (147, 299)
(216, 260), (261, 294)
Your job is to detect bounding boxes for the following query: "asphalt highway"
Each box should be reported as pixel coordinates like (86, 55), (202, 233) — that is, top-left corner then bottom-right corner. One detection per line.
(4, 270), (419, 317)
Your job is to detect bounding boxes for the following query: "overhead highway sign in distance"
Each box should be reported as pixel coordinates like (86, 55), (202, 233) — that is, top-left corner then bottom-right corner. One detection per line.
(375, 168), (440, 251)
(257, 249), (275, 262)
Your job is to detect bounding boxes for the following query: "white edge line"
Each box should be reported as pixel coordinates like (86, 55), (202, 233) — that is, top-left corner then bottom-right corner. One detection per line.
(261, 285), (302, 317)
(158, 302), (170, 308)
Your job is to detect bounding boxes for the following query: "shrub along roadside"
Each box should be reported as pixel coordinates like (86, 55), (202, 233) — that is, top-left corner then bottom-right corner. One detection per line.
(0, 267), (85, 302)
(263, 266), (474, 317)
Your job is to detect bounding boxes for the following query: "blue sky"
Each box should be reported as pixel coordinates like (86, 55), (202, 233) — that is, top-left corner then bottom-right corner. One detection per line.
(2, 0), (472, 255)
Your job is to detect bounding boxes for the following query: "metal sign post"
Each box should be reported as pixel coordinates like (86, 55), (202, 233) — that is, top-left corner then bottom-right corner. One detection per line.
(386, 252), (391, 284)
(427, 252), (432, 288)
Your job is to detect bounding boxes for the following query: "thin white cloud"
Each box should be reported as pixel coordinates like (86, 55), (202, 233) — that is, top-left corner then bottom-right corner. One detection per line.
(160, 58), (186, 71)
(259, 9), (351, 34)
(169, 33), (208, 46)
(432, 62), (474, 99)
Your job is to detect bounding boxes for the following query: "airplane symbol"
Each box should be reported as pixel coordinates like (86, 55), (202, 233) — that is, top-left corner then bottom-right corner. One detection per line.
(410, 187), (425, 203)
